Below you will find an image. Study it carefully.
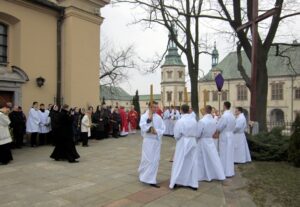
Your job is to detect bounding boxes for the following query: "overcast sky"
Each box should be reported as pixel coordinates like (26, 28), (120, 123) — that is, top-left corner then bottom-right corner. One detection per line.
(101, 3), (300, 95)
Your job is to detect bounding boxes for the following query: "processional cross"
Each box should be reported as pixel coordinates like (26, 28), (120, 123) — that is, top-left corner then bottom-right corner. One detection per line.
(236, 1), (279, 121)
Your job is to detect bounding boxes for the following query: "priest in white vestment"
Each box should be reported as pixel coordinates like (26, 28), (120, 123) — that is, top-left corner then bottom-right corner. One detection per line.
(216, 101), (236, 177)
(163, 107), (171, 136)
(197, 105), (225, 181)
(138, 101), (165, 188)
(169, 107), (180, 136)
(169, 104), (199, 190)
(233, 107), (252, 163)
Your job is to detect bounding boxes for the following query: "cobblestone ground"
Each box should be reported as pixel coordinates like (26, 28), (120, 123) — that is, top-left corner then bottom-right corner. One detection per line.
(0, 134), (256, 207)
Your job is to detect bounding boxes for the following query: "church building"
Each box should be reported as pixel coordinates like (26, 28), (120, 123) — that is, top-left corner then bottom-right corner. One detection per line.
(0, 0), (109, 110)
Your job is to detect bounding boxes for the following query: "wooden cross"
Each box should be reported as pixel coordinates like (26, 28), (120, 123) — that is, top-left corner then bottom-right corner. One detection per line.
(237, 1), (279, 121)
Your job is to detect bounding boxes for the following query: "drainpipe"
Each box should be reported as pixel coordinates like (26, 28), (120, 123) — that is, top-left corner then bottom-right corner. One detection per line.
(56, 9), (64, 106)
(291, 75), (294, 121)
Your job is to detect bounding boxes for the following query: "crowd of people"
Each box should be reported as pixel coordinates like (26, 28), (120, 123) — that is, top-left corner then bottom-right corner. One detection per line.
(0, 102), (139, 165)
(138, 101), (251, 190)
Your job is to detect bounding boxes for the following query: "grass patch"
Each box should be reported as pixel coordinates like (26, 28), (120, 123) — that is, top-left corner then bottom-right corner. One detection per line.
(239, 161), (300, 207)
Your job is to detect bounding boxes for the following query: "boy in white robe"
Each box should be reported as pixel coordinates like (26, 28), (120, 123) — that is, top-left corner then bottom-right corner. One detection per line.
(216, 101), (236, 177)
(138, 101), (165, 188)
(26, 102), (41, 147)
(233, 107), (252, 163)
(163, 107), (171, 136)
(169, 104), (199, 190)
(169, 107), (180, 136)
(197, 105), (225, 181)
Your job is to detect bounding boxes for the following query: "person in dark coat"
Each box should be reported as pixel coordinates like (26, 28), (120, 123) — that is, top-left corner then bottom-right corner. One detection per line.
(9, 106), (26, 148)
(111, 107), (121, 138)
(50, 104), (80, 163)
(72, 107), (81, 145)
(93, 104), (109, 139)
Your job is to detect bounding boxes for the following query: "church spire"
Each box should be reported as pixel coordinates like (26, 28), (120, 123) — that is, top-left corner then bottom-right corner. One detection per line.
(212, 41), (219, 68)
(162, 23), (184, 67)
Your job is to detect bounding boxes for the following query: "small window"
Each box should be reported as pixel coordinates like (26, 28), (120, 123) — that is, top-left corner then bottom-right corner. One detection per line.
(167, 71), (173, 79)
(0, 23), (8, 64)
(178, 71), (183, 79)
(271, 83), (284, 100)
(237, 85), (248, 101)
(178, 91), (183, 102)
(221, 91), (227, 101)
(295, 88), (300, 99)
(167, 91), (172, 102)
(212, 91), (218, 101)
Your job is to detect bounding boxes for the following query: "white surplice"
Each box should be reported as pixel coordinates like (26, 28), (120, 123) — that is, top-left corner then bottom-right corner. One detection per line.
(233, 113), (252, 163)
(169, 109), (180, 136)
(138, 110), (165, 184)
(217, 110), (236, 177)
(197, 114), (225, 181)
(38, 110), (51, 134)
(26, 108), (41, 133)
(163, 110), (171, 136)
(169, 114), (199, 189)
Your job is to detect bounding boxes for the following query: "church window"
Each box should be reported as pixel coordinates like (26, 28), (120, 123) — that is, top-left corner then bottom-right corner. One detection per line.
(221, 91), (227, 101)
(167, 91), (172, 102)
(178, 71), (183, 79)
(295, 88), (300, 99)
(167, 71), (173, 79)
(212, 91), (218, 101)
(178, 91), (183, 102)
(271, 83), (284, 100)
(0, 23), (8, 64)
(237, 85), (248, 101)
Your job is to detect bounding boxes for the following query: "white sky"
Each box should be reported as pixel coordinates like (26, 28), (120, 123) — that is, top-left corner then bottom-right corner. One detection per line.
(100, 3), (300, 95)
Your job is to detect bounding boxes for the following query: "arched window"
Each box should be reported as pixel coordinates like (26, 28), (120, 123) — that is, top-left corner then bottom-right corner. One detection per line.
(0, 23), (8, 64)
(237, 85), (248, 101)
(178, 91), (183, 102)
(178, 71), (183, 79)
(167, 91), (172, 102)
(270, 109), (284, 122)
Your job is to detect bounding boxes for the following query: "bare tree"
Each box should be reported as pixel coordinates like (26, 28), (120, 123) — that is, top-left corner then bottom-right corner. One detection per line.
(198, 0), (300, 131)
(100, 42), (136, 86)
(113, 0), (214, 117)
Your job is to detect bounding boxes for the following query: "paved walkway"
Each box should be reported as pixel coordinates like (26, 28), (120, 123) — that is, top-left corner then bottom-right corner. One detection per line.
(0, 134), (256, 207)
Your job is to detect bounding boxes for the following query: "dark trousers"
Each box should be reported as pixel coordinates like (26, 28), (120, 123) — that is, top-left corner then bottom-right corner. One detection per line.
(13, 130), (24, 148)
(39, 133), (47, 145)
(81, 132), (88, 146)
(30, 132), (38, 147)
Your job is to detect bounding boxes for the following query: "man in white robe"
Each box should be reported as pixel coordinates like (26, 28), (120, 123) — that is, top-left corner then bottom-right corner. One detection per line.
(38, 104), (51, 145)
(138, 101), (165, 188)
(169, 107), (180, 136)
(197, 105), (225, 181)
(169, 104), (199, 190)
(216, 101), (236, 177)
(163, 107), (171, 136)
(233, 107), (252, 163)
(26, 102), (41, 147)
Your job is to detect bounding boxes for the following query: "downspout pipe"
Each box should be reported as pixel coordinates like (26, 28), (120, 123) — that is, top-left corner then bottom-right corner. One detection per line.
(56, 9), (64, 106)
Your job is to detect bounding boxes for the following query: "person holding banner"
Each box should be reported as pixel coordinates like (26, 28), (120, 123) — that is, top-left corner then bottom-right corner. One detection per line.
(138, 101), (165, 188)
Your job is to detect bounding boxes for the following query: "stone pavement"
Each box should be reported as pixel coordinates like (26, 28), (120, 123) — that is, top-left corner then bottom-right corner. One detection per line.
(0, 134), (256, 207)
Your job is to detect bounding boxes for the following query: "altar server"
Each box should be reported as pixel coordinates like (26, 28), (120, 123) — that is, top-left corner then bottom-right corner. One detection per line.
(233, 107), (251, 163)
(216, 102), (236, 177)
(169, 104), (199, 190)
(138, 101), (165, 188)
(197, 105), (225, 181)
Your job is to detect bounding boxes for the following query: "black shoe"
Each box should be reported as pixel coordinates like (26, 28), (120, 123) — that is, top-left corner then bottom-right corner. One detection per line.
(69, 160), (79, 163)
(150, 184), (160, 188)
(188, 186), (198, 191)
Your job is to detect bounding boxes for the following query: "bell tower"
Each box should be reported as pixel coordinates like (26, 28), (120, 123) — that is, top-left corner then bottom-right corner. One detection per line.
(161, 24), (186, 108)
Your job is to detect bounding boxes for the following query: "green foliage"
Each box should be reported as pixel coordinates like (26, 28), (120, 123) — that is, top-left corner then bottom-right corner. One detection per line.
(247, 127), (290, 161)
(288, 114), (300, 167)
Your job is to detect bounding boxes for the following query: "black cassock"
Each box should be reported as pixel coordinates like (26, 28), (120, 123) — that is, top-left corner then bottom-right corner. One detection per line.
(50, 109), (80, 162)
(9, 111), (25, 148)
(92, 109), (109, 139)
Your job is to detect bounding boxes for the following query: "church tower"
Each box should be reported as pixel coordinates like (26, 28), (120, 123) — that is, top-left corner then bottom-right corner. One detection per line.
(160, 27), (186, 107)
(211, 42), (222, 78)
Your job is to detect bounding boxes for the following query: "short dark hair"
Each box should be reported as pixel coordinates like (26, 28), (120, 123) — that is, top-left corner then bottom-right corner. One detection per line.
(205, 105), (212, 114)
(33, 101), (38, 106)
(148, 101), (158, 107)
(181, 104), (189, 114)
(236, 107), (243, 113)
(40, 103), (45, 107)
(224, 101), (231, 109)
(62, 104), (69, 110)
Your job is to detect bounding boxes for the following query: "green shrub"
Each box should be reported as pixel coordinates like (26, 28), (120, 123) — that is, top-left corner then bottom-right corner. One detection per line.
(288, 114), (300, 167)
(246, 127), (290, 161)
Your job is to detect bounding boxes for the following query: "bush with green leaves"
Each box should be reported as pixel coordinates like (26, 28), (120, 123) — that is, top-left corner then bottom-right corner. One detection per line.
(246, 127), (290, 161)
(288, 114), (300, 167)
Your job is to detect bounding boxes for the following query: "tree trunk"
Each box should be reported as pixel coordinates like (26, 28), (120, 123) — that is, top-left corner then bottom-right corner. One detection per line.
(189, 69), (199, 118)
(255, 52), (268, 132)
